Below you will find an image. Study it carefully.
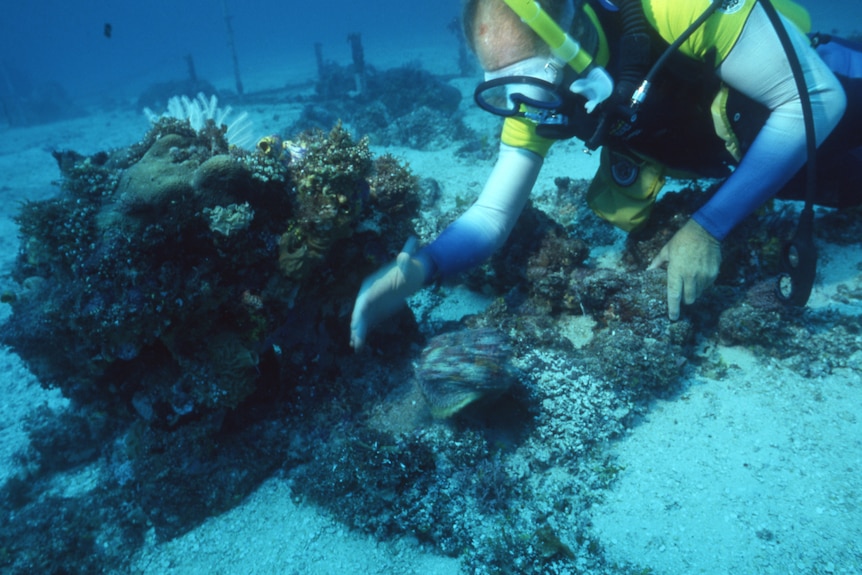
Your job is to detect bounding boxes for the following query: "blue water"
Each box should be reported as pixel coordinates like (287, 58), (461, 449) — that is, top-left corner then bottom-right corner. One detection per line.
(0, 0), (457, 105)
(1, 1), (855, 106)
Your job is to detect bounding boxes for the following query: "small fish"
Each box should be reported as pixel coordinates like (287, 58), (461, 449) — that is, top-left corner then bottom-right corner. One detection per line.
(104, 23), (112, 39)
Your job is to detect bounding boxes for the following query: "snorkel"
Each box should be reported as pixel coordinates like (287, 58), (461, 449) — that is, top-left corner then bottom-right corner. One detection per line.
(500, 0), (594, 75)
(500, 0), (613, 112)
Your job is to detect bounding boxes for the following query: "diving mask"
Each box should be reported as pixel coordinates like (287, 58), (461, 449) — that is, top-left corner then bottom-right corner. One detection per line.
(475, 75), (563, 119)
(474, 73), (599, 142)
(483, 55), (565, 86)
(478, 56), (566, 113)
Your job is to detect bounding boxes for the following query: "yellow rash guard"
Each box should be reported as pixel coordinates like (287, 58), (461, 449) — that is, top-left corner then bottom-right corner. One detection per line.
(642, 0), (810, 66)
(501, 115), (555, 156)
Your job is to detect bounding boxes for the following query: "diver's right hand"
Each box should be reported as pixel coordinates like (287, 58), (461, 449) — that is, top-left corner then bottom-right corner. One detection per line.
(648, 219), (721, 321)
(350, 238), (427, 352)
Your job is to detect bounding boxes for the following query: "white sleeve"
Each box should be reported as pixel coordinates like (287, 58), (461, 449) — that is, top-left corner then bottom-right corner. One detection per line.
(717, 3), (844, 142)
(422, 144), (543, 277)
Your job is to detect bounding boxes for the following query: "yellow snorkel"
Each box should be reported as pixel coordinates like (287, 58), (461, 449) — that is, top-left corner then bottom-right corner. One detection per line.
(500, 0), (594, 75)
(498, 0), (612, 116)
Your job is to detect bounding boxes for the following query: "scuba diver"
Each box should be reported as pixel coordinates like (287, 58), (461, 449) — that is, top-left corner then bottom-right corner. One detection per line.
(350, 0), (862, 350)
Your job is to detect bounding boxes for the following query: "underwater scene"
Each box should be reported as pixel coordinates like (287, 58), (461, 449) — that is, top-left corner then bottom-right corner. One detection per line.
(0, 0), (860, 573)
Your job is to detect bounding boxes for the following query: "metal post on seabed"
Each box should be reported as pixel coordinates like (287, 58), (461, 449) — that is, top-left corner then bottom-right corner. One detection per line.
(347, 33), (367, 97)
(221, 0), (244, 97)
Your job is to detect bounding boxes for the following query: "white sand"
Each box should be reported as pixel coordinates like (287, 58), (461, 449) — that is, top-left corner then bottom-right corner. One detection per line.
(132, 478), (461, 575)
(2, 19), (862, 573)
(592, 348), (862, 574)
(591, 245), (862, 574)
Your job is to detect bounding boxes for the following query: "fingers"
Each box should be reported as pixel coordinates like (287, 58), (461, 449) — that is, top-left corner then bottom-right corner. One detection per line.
(349, 269), (391, 352)
(666, 264), (682, 321)
(648, 245), (679, 319)
(350, 332), (366, 352)
(350, 295), (368, 352)
(667, 266), (709, 320)
(649, 244), (683, 320)
(650, 219), (721, 320)
(348, 255), (423, 352)
(349, 330), (364, 352)
(647, 248), (668, 271)
(682, 273), (700, 305)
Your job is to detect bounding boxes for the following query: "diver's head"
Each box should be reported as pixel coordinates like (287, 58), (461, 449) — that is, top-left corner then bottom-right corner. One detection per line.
(462, 0), (577, 72)
(468, 0), (607, 145)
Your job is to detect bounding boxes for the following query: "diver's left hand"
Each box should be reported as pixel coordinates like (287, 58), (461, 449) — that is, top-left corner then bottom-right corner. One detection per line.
(648, 219), (721, 320)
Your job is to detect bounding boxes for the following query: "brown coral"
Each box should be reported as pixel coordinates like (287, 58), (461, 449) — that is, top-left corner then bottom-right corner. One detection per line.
(276, 124), (374, 280)
(115, 134), (196, 211)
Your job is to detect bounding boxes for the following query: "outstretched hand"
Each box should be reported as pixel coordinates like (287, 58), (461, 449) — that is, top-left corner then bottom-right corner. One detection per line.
(350, 238), (427, 351)
(648, 219), (721, 320)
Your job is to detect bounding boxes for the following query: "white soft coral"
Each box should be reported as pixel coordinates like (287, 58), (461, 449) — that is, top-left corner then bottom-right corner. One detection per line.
(144, 92), (255, 149)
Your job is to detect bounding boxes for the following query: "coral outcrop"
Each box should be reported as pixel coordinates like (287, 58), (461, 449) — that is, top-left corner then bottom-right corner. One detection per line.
(1, 118), (418, 423)
(297, 59), (479, 152)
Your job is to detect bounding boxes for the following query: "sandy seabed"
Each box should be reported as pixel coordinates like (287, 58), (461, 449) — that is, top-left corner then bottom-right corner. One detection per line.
(1, 29), (861, 574)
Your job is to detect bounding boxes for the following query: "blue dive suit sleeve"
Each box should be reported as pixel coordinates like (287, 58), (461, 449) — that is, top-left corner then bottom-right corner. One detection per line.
(421, 145), (544, 279)
(692, 4), (846, 240)
(420, 216), (504, 278)
(692, 118), (810, 240)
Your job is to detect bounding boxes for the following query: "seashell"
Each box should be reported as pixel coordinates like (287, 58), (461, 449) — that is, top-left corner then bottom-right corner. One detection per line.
(415, 327), (518, 418)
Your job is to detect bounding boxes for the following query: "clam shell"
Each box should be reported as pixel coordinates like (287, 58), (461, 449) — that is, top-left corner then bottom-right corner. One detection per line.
(415, 327), (517, 418)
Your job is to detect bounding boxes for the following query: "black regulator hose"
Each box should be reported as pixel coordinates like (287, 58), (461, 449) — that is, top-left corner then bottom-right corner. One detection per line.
(615, 0), (651, 96)
(585, 0), (721, 150)
(758, 0), (819, 306)
(628, 0), (723, 111)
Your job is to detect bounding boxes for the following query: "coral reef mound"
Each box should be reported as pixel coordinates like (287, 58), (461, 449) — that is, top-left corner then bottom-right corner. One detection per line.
(1, 118), (419, 425)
